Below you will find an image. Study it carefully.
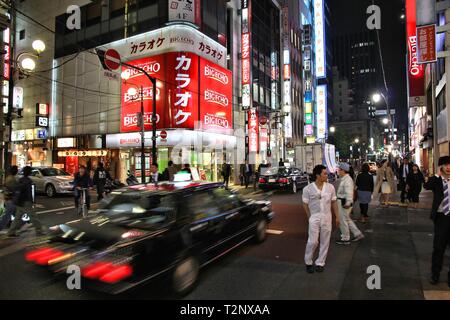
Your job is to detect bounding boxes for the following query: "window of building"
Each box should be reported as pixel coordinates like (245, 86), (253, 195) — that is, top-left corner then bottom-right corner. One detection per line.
(19, 29), (25, 40)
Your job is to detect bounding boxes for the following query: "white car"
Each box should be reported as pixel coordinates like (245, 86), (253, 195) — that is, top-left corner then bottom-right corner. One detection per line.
(19, 167), (74, 198)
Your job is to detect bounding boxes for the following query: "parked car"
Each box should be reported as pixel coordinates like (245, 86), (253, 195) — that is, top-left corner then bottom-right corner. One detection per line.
(258, 167), (309, 193)
(24, 182), (274, 296)
(19, 167), (73, 197)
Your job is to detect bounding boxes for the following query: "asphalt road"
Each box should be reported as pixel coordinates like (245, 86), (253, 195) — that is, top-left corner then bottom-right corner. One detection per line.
(0, 188), (444, 300)
(0, 189), (317, 300)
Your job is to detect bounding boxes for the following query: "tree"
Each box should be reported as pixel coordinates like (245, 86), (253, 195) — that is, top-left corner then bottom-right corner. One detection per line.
(334, 129), (352, 159)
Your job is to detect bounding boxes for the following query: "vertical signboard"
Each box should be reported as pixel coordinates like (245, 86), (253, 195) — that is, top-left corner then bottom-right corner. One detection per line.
(121, 55), (166, 132)
(167, 51), (199, 129)
(406, 0), (425, 107)
(417, 24), (437, 64)
(314, 0), (326, 78)
(199, 57), (233, 132)
(241, 0), (252, 109)
(316, 85), (328, 139)
(248, 108), (259, 152)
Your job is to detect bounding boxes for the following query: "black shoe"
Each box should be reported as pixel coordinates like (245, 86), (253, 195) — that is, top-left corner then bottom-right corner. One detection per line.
(315, 266), (324, 273)
(336, 240), (351, 245)
(306, 265), (315, 274)
(429, 274), (439, 285)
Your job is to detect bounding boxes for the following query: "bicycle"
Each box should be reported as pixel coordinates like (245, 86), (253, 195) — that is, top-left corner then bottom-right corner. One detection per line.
(76, 188), (89, 218)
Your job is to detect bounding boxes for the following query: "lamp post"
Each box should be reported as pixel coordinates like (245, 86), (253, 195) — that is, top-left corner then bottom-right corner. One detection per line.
(121, 63), (158, 167)
(373, 92), (395, 146)
(4, 39), (46, 171)
(122, 79), (146, 184)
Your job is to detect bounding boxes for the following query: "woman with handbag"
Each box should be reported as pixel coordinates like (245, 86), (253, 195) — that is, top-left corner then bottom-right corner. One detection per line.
(356, 163), (374, 223)
(374, 160), (396, 206)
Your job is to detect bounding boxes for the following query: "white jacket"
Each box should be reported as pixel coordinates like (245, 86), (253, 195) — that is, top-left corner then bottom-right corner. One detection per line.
(337, 174), (354, 207)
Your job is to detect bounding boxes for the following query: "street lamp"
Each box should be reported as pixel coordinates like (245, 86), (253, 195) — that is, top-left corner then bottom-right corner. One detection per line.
(354, 138), (360, 144)
(4, 40), (46, 172)
(372, 91), (394, 145)
(382, 118), (389, 125)
(330, 126), (336, 133)
(372, 93), (382, 104)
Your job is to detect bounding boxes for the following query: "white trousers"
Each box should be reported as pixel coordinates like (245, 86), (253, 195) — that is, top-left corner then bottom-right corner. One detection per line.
(304, 213), (332, 267)
(338, 203), (362, 241)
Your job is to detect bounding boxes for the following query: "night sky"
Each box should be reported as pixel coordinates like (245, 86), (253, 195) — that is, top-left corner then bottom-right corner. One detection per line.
(329, 0), (407, 132)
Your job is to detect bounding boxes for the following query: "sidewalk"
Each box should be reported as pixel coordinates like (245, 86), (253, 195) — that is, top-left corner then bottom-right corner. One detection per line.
(340, 190), (449, 299)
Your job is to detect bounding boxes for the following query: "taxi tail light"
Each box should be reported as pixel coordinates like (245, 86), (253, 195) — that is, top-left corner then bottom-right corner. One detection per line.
(82, 261), (133, 284)
(278, 178), (289, 184)
(259, 178), (266, 183)
(25, 247), (65, 265)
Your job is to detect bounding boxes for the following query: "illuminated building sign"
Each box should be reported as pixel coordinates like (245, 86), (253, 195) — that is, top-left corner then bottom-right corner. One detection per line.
(314, 0), (326, 78)
(241, 0), (252, 109)
(304, 91), (313, 137)
(406, 0), (425, 107)
(248, 108), (259, 152)
(121, 52), (233, 133)
(316, 85), (328, 139)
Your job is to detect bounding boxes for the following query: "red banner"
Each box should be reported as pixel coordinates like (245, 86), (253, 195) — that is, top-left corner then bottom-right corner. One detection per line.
(248, 109), (259, 153)
(121, 55), (166, 132)
(121, 52), (231, 133)
(406, 0), (425, 105)
(199, 58), (233, 132)
(166, 52), (199, 129)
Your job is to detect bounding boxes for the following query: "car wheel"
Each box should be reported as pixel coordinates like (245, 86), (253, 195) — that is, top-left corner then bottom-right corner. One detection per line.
(254, 218), (268, 243)
(46, 184), (56, 198)
(172, 256), (199, 296)
(292, 182), (298, 194)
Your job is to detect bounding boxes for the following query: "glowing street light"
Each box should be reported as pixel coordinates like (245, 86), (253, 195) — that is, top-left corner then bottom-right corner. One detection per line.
(354, 138), (360, 144)
(32, 40), (46, 54)
(382, 118), (389, 125)
(21, 57), (36, 71)
(330, 126), (336, 133)
(372, 93), (382, 103)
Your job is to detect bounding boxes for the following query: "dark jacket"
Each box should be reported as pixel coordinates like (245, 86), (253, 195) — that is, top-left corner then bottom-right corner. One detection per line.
(4, 175), (19, 200)
(356, 172), (374, 192)
(406, 171), (424, 194)
(13, 176), (34, 206)
(222, 164), (231, 178)
(399, 163), (414, 180)
(93, 168), (110, 186)
(73, 173), (93, 189)
(424, 175), (444, 220)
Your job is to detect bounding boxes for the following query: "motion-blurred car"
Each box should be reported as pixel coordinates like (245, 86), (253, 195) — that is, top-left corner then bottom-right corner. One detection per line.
(258, 167), (309, 193)
(19, 167), (73, 197)
(24, 182), (274, 296)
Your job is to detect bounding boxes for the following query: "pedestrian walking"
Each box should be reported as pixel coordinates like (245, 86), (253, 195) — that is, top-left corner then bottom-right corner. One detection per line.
(93, 162), (110, 201)
(336, 163), (364, 245)
(303, 165), (340, 273)
(355, 163), (374, 223)
(149, 163), (163, 183)
(424, 156), (450, 287)
(0, 166), (19, 231)
(279, 158), (285, 167)
(240, 161), (253, 189)
(374, 159), (396, 206)
(399, 158), (413, 203)
(73, 166), (93, 215)
(406, 164), (424, 209)
(221, 162), (231, 188)
(7, 166), (44, 237)
(162, 160), (177, 181)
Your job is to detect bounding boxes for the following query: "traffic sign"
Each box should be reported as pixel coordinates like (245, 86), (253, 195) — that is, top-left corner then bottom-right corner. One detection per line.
(160, 130), (168, 139)
(104, 49), (121, 71)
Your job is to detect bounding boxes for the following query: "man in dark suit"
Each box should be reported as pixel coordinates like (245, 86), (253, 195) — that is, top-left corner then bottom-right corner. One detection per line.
(399, 158), (414, 203)
(424, 156), (450, 287)
(240, 160), (253, 189)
